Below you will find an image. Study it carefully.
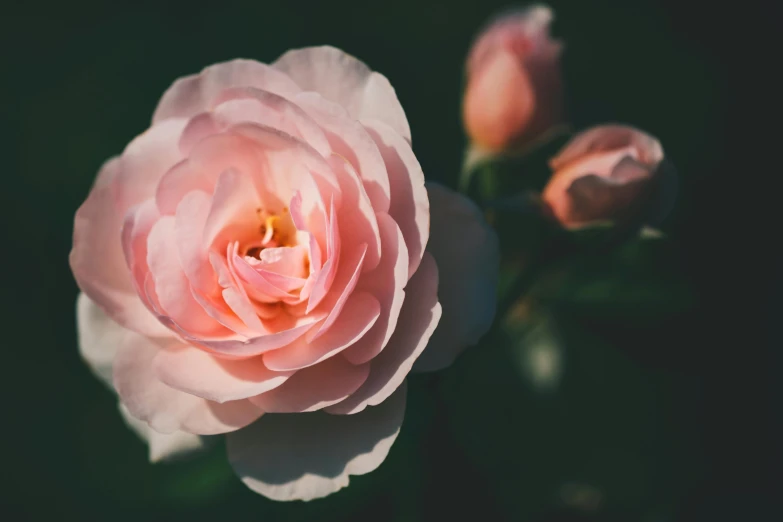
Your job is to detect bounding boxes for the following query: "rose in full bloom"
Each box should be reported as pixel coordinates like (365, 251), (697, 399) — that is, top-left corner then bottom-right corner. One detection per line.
(541, 124), (676, 228)
(462, 5), (563, 153)
(71, 46), (499, 501)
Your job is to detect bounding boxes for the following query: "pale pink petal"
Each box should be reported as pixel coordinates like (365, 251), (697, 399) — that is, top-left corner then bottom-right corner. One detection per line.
(232, 253), (295, 302)
(153, 345), (293, 403)
(294, 92), (390, 212)
(328, 254), (440, 414)
(76, 292), (124, 389)
(227, 381), (406, 501)
(212, 87), (331, 157)
(147, 216), (226, 337)
(249, 356), (370, 413)
(174, 190), (217, 294)
(115, 118), (188, 212)
(309, 243), (367, 340)
(191, 320), (318, 358)
(342, 214), (408, 364)
(114, 336), (263, 435)
(362, 118), (429, 277)
(202, 168), (262, 249)
(70, 158), (170, 338)
(273, 46), (411, 142)
(156, 133), (264, 216)
(263, 292), (381, 371)
(255, 246), (309, 280)
(305, 198), (341, 312)
(413, 184), (499, 372)
(329, 154), (381, 272)
(153, 59), (302, 123)
(118, 403), (211, 463)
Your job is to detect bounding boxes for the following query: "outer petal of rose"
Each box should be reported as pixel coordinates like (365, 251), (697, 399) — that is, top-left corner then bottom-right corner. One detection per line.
(327, 254), (440, 415)
(118, 403), (211, 463)
(412, 184), (499, 372)
(362, 118), (429, 277)
(273, 46), (411, 143)
(549, 124), (664, 171)
(263, 291), (381, 371)
(153, 345), (293, 403)
(341, 213), (408, 364)
(77, 292), (124, 389)
(227, 381), (406, 501)
(249, 356), (370, 413)
(294, 92), (390, 213)
(152, 59), (302, 124)
(113, 333), (263, 435)
(70, 158), (171, 338)
(114, 118), (188, 212)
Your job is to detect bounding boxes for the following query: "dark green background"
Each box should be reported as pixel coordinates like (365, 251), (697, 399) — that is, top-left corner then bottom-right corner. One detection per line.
(2, 0), (779, 520)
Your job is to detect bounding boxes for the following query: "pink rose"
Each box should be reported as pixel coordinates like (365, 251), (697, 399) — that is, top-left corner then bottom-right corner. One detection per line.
(541, 124), (675, 228)
(70, 46), (498, 501)
(462, 5), (563, 153)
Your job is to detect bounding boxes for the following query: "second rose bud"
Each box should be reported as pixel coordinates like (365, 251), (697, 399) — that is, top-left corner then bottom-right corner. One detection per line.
(463, 5), (564, 154)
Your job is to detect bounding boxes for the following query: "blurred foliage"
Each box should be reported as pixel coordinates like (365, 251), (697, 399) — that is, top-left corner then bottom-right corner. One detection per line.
(2, 0), (779, 521)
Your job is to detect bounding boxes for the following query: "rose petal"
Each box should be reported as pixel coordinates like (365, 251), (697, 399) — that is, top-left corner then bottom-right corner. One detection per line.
(153, 59), (302, 123)
(263, 291), (381, 371)
(115, 118), (188, 211)
(362, 118), (429, 277)
(70, 158), (170, 338)
(549, 124), (664, 171)
(273, 46), (411, 143)
(118, 403), (211, 463)
(412, 184), (499, 372)
(101, 305), (262, 435)
(294, 92), (390, 212)
(341, 213), (408, 364)
(328, 254), (440, 414)
(227, 381), (406, 501)
(249, 356), (370, 413)
(153, 345), (293, 403)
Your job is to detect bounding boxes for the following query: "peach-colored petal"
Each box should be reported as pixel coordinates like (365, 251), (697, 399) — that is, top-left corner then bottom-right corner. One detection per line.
(549, 124), (664, 171)
(70, 158), (170, 338)
(363, 119), (429, 277)
(263, 291), (381, 371)
(294, 92), (390, 212)
(152, 59), (302, 123)
(153, 345), (293, 403)
(329, 154), (381, 272)
(202, 168), (262, 249)
(328, 254), (440, 414)
(341, 214), (408, 364)
(147, 216), (226, 337)
(118, 403), (211, 463)
(174, 190), (217, 295)
(305, 198), (341, 312)
(115, 118), (188, 212)
(413, 184), (499, 372)
(309, 243), (367, 340)
(273, 46), (411, 143)
(249, 356), (370, 413)
(98, 306), (262, 435)
(191, 320), (318, 358)
(227, 381), (406, 501)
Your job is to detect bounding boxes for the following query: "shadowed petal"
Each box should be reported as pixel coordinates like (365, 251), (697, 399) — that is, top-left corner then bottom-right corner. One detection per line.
(227, 382), (406, 501)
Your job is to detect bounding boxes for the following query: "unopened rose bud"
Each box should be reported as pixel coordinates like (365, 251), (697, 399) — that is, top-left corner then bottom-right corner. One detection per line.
(462, 5), (563, 153)
(541, 124), (676, 228)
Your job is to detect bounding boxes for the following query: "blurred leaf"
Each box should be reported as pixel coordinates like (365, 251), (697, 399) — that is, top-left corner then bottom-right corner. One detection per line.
(438, 313), (705, 521)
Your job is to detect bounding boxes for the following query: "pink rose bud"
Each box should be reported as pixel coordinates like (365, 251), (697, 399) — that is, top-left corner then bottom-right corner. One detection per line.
(463, 5), (563, 152)
(541, 124), (676, 228)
